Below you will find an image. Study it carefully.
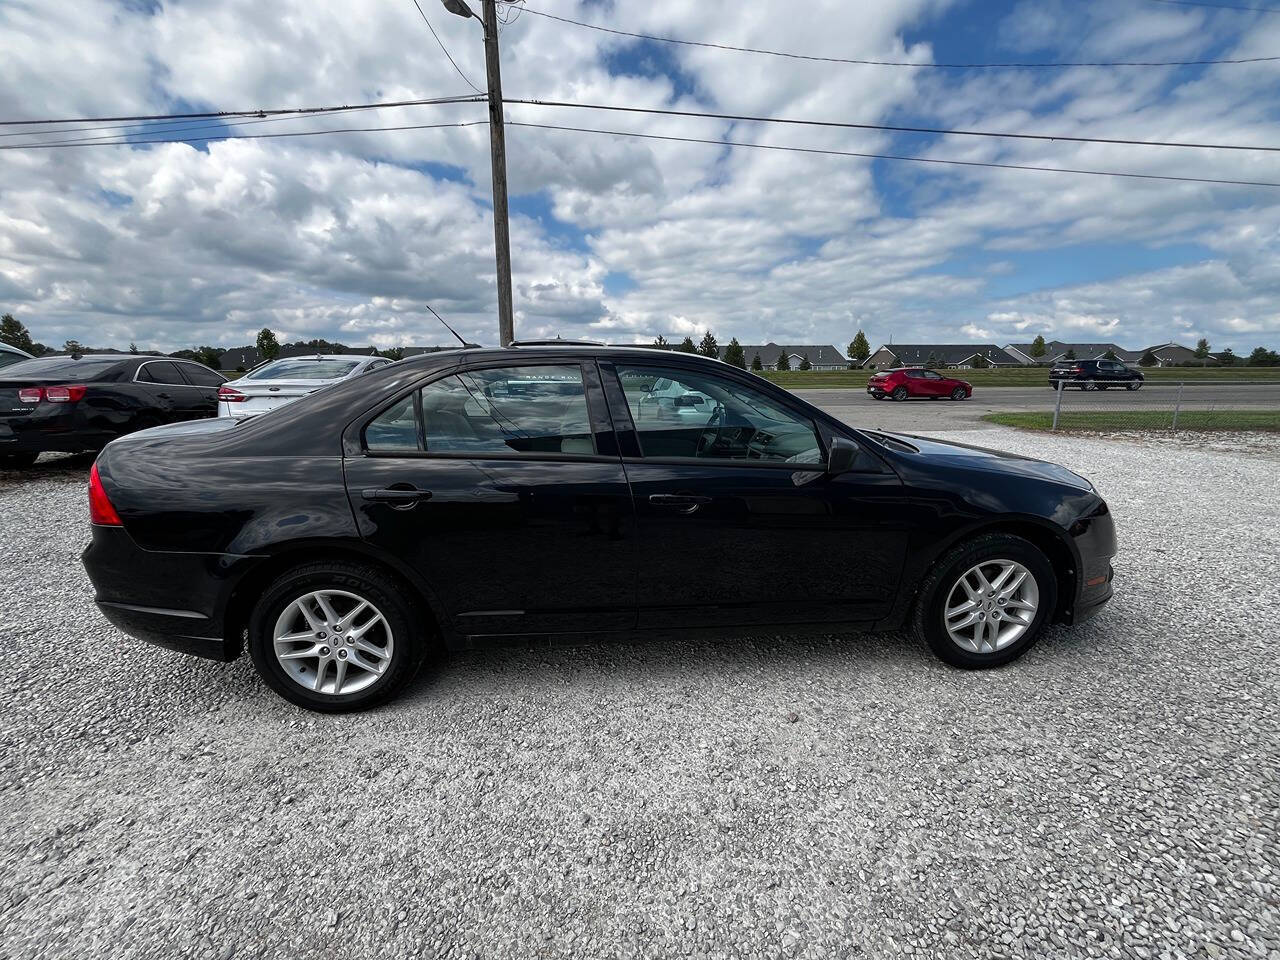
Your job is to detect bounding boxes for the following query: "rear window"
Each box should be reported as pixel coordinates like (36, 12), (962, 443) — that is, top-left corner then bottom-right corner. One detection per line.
(0, 351), (29, 370)
(244, 359), (362, 381)
(0, 357), (125, 380)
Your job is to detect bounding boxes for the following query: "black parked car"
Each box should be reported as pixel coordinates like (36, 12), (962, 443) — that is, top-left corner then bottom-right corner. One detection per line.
(82, 345), (1116, 712)
(0, 354), (225, 467)
(1048, 358), (1144, 390)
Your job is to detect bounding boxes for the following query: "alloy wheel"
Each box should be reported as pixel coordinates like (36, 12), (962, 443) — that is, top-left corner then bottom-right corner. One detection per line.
(951, 387), (965, 401)
(942, 560), (1039, 654)
(272, 589), (394, 696)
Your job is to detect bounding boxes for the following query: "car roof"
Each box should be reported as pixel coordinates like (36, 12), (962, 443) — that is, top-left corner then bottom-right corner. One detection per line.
(395, 344), (734, 368)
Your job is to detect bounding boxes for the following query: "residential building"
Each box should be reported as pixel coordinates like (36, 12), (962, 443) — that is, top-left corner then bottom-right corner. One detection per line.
(1003, 341), (1140, 366)
(1136, 342), (1217, 366)
(720, 343), (848, 370)
(861, 343), (1022, 369)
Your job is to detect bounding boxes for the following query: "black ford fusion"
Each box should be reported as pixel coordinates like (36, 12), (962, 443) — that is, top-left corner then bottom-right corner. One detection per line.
(82, 345), (1116, 712)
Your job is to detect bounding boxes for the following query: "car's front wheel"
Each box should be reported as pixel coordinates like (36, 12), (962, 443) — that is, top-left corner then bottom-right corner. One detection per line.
(951, 387), (966, 401)
(1127, 381), (1142, 391)
(912, 533), (1058, 669)
(248, 561), (427, 712)
(892, 386), (909, 401)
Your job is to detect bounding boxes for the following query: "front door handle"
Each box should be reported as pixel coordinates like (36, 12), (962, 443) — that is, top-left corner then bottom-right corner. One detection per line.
(362, 486), (433, 508)
(649, 493), (712, 514)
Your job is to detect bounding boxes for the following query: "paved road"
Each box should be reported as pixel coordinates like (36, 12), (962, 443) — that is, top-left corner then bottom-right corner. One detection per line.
(805, 382), (1280, 433)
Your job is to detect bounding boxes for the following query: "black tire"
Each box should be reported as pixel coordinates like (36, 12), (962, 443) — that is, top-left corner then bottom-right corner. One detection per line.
(1127, 381), (1141, 391)
(911, 533), (1058, 670)
(248, 561), (428, 712)
(0, 452), (39, 469)
(892, 386), (909, 401)
(1081, 381), (1096, 391)
(951, 387), (966, 401)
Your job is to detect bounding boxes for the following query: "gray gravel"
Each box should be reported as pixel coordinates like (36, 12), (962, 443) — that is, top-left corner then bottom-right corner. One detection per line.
(1, 431), (1277, 960)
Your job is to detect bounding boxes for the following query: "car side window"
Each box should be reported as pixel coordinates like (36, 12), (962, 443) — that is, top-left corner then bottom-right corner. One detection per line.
(923, 371), (942, 379)
(137, 361), (186, 385)
(614, 365), (824, 465)
(177, 363), (226, 386)
(364, 364), (595, 457)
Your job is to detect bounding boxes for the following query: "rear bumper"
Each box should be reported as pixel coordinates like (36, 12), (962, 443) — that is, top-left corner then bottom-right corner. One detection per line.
(81, 524), (248, 662)
(0, 422), (117, 453)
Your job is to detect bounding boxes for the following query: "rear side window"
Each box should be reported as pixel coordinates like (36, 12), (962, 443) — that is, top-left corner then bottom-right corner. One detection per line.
(177, 363), (226, 386)
(137, 361), (186, 384)
(365, 364), (594, 457)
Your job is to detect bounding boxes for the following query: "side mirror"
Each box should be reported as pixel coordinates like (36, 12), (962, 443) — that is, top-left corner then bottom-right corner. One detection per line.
(827, 437), (860, 474)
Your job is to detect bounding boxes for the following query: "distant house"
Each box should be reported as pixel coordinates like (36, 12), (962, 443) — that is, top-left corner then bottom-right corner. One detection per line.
(1137, 342), (1216, 367)
(218, 346), (260, 370)
(1004, 341), (1140, 366)
(720, 343), (847, 371)
(862, 343), (1021, 369)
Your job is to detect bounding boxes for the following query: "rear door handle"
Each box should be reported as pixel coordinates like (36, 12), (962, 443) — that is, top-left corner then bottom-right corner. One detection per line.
(362, 487), (433, 506)
(649, 493), (712, 514)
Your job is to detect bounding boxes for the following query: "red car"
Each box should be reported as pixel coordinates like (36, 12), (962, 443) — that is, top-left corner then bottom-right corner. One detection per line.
(867, 367), (972, 401)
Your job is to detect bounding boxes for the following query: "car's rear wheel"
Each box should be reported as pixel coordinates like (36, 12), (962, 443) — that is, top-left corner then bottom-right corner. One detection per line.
(912, 533), (1057, 669)
(892, 386), (909, 401)
(0, 452), (39, 469)
(1127, 381), (1142, 391)
(248, 561), (426, 712)
(1081, 381), (1097, 391)
(950, 387), (966, 401)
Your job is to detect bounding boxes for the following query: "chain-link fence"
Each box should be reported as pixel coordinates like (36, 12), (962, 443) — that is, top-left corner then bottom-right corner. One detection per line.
(1043, 380), (1280, 432)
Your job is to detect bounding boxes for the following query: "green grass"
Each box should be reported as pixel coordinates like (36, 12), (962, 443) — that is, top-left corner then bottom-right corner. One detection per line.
(983, 410), (1280, 432)
(758, 367), (1280, 389)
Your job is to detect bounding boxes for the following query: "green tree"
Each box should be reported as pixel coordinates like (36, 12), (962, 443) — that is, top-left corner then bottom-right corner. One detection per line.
(697, 330), (719, 358)
(1064, 348), (1076, 361)
(925, 351), (938, 368)
(380, 346), (405, 361)
(799, 356), (812, 371)
(0, 314), (36, 354)
(1219, 347), (1236, 366)
(1030, 335), (1046, 358)
(847, 330), (870, 365)
(723, 338), (746, 368)
(1139, 350), (1158, 367)
(677, 336), (697, 354)
(750, 353), (763, 371)
(1102, 349), (1118, 361)
(128, 341), (139, 355)
(775, 351), (791, 371)
(652, 334), (668, 348)
(256, 327), (281, 362)
(64, 339), (83, 355)
(195, 346), (223, 369)
(1194, 338), (1211, 361)
(1247, 346), (1280, 366)
(971, 353), (990, 369)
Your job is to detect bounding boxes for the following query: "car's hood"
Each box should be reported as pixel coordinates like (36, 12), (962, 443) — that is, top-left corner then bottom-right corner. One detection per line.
(867, 430), (1094, 490)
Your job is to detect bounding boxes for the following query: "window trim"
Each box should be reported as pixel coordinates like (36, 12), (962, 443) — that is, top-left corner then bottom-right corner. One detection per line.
(606, 359), (828, 471)
(359, 359), (611, 462)
(133, 359), (190, 386)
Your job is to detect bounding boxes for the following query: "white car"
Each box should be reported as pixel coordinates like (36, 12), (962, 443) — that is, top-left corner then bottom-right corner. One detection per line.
(0, 341), (34, 371)
(217, 354), (392, 420)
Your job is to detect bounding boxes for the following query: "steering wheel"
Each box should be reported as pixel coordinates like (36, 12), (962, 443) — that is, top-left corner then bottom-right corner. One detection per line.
(696, 403), (726, 455)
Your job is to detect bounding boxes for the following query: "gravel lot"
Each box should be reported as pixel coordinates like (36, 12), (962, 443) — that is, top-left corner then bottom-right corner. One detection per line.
(2, 430), (1277, 960)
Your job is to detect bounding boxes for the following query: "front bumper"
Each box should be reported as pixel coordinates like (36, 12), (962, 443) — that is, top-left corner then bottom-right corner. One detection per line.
(1065, 499), (1117, 624)
(82, 524), (245, 662)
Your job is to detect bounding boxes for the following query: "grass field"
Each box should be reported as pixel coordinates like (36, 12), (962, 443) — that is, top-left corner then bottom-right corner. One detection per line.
(759, 367), (1280, 389)
(983, 410), (1280, 432)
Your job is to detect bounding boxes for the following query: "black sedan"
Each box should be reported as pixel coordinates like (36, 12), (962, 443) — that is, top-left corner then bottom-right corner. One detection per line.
(82, 345), (1116, 712)
(1, 354), (225, 467)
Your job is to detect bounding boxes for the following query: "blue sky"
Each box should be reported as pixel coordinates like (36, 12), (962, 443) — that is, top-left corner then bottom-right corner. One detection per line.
(0, 0), (1277, 353)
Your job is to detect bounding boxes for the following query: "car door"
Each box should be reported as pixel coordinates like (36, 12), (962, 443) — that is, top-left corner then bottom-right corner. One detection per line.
(602, 360), (910, 630)
(174, 361), (226, 418)
(921, 370), (948, 396)
(342, 359), (638, 638)
(134, 360), (204, 422)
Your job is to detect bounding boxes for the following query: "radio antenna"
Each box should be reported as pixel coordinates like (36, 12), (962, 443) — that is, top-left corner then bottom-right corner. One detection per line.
(424, 301), (469, 347)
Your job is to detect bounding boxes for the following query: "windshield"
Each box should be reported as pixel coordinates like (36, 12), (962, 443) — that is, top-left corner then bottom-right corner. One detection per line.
(0, 357), (124, 380)
(244, 359), (362, 381)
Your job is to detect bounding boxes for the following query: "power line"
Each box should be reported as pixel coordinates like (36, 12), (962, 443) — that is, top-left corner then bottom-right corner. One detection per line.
(0, 98), (483, 147)
(505, 97), (1280, 153)
(519, 5), (1280, 66)
(507, 120), (1280, 188)
(1147, 0), (1280, 12)
(0, 95), (484, 128)
(0, 119), (487, 151)
(410, 0), (484, 93)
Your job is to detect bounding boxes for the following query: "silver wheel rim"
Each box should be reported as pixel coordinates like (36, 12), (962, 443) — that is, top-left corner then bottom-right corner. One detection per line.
(272, 590), (394, 696)
(943, 559), (1039, 654)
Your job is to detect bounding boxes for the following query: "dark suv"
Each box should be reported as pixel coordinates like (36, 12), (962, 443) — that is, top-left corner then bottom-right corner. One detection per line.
(1049, 358), (1144, 391)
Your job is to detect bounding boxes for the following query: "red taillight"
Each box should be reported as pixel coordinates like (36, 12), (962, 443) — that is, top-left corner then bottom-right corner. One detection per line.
(1071, 367), (1083, 374)
(45, 385), (86, 403)
(218, 385), (248, 402)
(18, 387), (41, 403)
(88, 463), (123, 527)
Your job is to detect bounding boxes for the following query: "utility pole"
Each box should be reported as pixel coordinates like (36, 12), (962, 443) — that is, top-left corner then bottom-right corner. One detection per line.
(441, 0), (514, 346)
